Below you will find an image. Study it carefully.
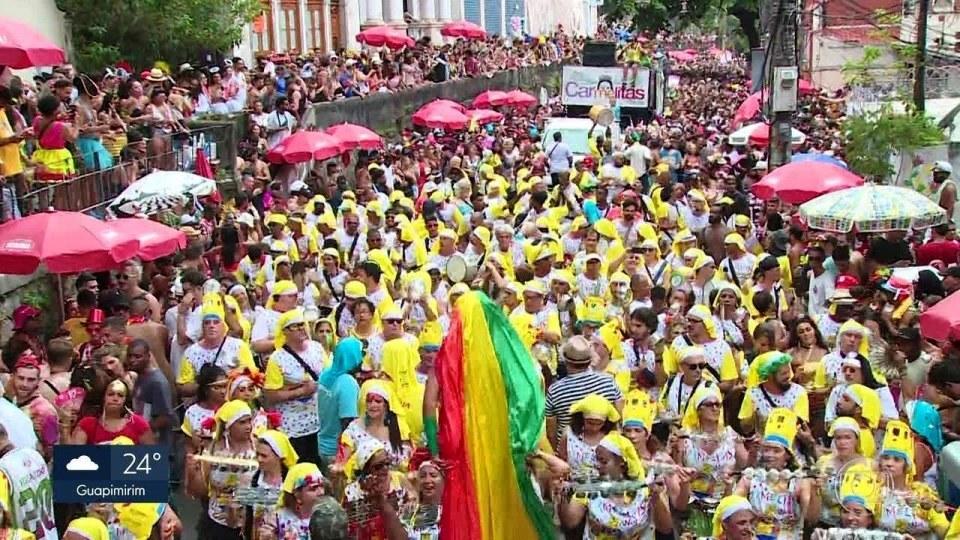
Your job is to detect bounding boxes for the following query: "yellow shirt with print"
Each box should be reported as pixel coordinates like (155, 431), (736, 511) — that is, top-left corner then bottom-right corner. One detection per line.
(0, 474), (38, 540)
(175, 341), (256, 385)
(738, 385), (810, 425)
(662, 339), (739, 382)
(509, 308), (562, 373)
(0, 109), (24, 176)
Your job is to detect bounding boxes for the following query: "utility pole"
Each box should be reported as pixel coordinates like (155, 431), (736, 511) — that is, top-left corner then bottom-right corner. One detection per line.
(765, 0), (799, 168)
(913, 0), (929, 112)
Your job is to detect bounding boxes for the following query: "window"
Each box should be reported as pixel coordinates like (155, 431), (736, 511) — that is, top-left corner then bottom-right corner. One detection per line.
(251, 2), (273, 53)
(306, 0), (325, 51)
(277, 0), (302, 53)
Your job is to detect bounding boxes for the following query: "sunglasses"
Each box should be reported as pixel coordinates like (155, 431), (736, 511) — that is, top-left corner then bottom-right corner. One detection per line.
(117, 274), (129, 280)
(384, 319), (403, 325)
(285, 323), (306, 331)
(699, 401), (722, 409)
(685, 362), (707, 370)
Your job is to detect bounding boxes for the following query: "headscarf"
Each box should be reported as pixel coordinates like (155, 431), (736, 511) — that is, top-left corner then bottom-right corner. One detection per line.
(681, 384), (724, 431)
(65, 517), (110, 540)
(908, 400), (944, 452)
(346, 438), (386, 481)
(279, 463), (324, 506)
(274, 308), (307, 350)
(844, 384), (881, 429)
(214, 399), (253, 440)
(259, 429), (299, 468)
(569, 394), (620, 422)
(597, 432), (644, 480)
(319, 337), (363, 389)
(829, 416), (871, 457)
(747, 351), (793, 388)
(686, 305), (718, 340)
(227, 367), (265, 400)
(762, 407), (798, 453)
(837, 319), (870, 356)
(267, 280), (299, 309)
(712, 495), (754, 538)
(359, 379), (394, 416)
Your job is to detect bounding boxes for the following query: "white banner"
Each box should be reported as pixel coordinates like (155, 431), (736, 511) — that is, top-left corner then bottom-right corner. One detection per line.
(561, 65), (651, 108)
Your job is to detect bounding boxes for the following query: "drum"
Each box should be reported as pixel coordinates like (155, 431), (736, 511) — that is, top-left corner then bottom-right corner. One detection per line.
(446, 253), (477, 283)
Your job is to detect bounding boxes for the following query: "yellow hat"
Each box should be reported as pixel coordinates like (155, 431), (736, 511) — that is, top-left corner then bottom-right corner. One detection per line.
(259, 429), (299, 468)
(880, 420), (916, 477)
(473, 226), (492, 247)
(274, 308), (307, 350)
(734, 214), (752, 228)
(844, 384), (881, 429)
(838, 320), (871, 356)
(347, 437), (386, 479)
(449, 282), (470, 297)
(828, 416), (873, 456)
(66, 517), (110, 540)
(712, 282), (741, 307)
(762, 407), (799, 451)
(342, 190), (357, 201)
(273, 280), (298, 297)
(838, 462), (881, 513)
(109, 436), (135, 446)
(366, 200), (384, 217)
(570, 215), (588, 231)
(622, 391), (656, 430)
(344, 280), (367, 299)
(265, 213), (288, 227)
(681, 383), (724, 431)
(569, 394), (620, 422)
(201, 293), (226, 322)
(438, 228), (457, 240)
(280, 462), (323, 503)
(551, 270), (575, 288)
(523, 280), (548, 296)
(389, 190), (405, 203)
(723, 232), (746, 251)
(597, 432), (644, 479)
(712, 496), (755, 538)
(322, 247), (340, 260)
(359, 378), (394, 415)
(367, 248), (396, 283)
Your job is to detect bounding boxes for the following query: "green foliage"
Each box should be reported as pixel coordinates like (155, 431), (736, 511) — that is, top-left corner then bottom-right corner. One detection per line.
(842, 46), (885, 87)
(844, 105), (944, 181)
(56, 0), (261, 72)
(602, 0), (759, 48)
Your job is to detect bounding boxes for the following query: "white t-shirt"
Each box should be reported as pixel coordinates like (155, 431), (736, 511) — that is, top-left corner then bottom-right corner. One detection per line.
(265, 110), (297, 148)
(546, 141), (573, 173)
(807, 269), (835, 318)
(625, 142), (652, 175)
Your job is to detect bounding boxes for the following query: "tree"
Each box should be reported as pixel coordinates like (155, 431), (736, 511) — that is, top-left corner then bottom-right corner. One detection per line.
(602, 0), (760, 49)
(56, 0), (261, 72)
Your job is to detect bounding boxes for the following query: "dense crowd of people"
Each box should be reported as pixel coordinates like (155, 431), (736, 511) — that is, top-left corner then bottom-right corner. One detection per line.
(4, 26), (960, 540)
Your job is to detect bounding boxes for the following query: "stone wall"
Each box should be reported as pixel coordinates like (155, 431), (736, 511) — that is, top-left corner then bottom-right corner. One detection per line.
(303, 64), (563, 137)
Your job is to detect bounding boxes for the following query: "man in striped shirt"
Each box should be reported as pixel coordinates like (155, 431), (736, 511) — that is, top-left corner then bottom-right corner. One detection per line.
(545, 336), (623, 449)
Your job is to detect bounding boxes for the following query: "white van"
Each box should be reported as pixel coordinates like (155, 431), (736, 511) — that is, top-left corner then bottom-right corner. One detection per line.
(541, 117), (622, 162)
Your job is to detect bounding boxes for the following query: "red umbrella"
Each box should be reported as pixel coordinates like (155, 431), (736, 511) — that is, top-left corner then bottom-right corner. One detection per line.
(750, 162), (865, 204)
(325, 123), (383, 151)
(417, 99), (467, 114)
(472, 90), (508, 108)
(106, 218), (187, 261)
(266, 131), (344, 164)
(733, 92), (764, 128)
(920, 290), (960, 341)
(440, 20), (487, 39)
(503, 90), (537, 108)
(412, 105), (470, 130)
(0, 210), (140, 274)
(798, 79), (817, 94)
(0, 17), (66, 68)
(468, 109), (504, 124)
(356, 25), (415, 49)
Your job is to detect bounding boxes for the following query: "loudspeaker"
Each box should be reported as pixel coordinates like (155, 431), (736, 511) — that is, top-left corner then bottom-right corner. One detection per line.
(582, 40), (617, 67)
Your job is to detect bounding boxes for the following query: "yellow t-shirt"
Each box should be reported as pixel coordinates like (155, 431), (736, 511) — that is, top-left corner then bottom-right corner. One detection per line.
(0, 109), (24, 176)
(175, 340), (256, 385)
(62, 318), (91, 347)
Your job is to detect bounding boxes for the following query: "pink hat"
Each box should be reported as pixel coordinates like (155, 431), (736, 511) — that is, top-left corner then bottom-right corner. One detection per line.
(12, 305), (41, 331)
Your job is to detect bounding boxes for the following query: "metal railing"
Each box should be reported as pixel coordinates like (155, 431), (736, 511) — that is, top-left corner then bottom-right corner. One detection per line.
(16, 124), (231, 217)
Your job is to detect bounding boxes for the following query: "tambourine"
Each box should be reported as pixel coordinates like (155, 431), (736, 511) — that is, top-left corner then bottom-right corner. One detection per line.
(739, 466), (829, 483)
(234, 486), (282, 506)
(814, 529), (910, 539)
(192, 454), (260, 468)
(559, 478), (649, 499)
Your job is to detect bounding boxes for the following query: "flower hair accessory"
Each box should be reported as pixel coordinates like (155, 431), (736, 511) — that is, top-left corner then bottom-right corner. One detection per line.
(265, 411), (283, 429)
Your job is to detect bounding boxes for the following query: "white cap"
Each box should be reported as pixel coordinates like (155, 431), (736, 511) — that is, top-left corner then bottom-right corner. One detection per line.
(290, 180), (308, 192)
(934, 161), (953, 174)
(236, 212), (255, 228)
(753, 160), (768, 171)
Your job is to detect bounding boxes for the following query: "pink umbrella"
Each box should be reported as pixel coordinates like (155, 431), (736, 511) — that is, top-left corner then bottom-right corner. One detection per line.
(325, 123), (383, 151)
(106, 218), (187, 261)
(503, 90), (537, 108)
(667, 50), (696, 62)
(440, 20), (487, 40)
(356, 25), (415, 49)
(412, 105), (470, 130)
(0, 17), (66, 68)
(732, 91), (765, 128)
(416, 99), (467, 115)
(266, 131), (344, 164)
(750, 162), (865, 204)
(0, 210), (139, 274)
(920, 290), (960, 342)
(472, 90), (508, 108)
(799, 79), (817, 94)
(729, 122), (806, 147)
(468, 109), (504, 124)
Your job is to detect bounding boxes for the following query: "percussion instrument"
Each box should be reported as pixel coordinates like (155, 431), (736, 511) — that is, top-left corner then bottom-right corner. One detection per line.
(445, 253), (477, 283)
(345, 493), (402, 528)
(191, 454), (261, 468)
(589, 105), (615, 127)
(812, 529), (910, 539)
(234, 486), (282, 506)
